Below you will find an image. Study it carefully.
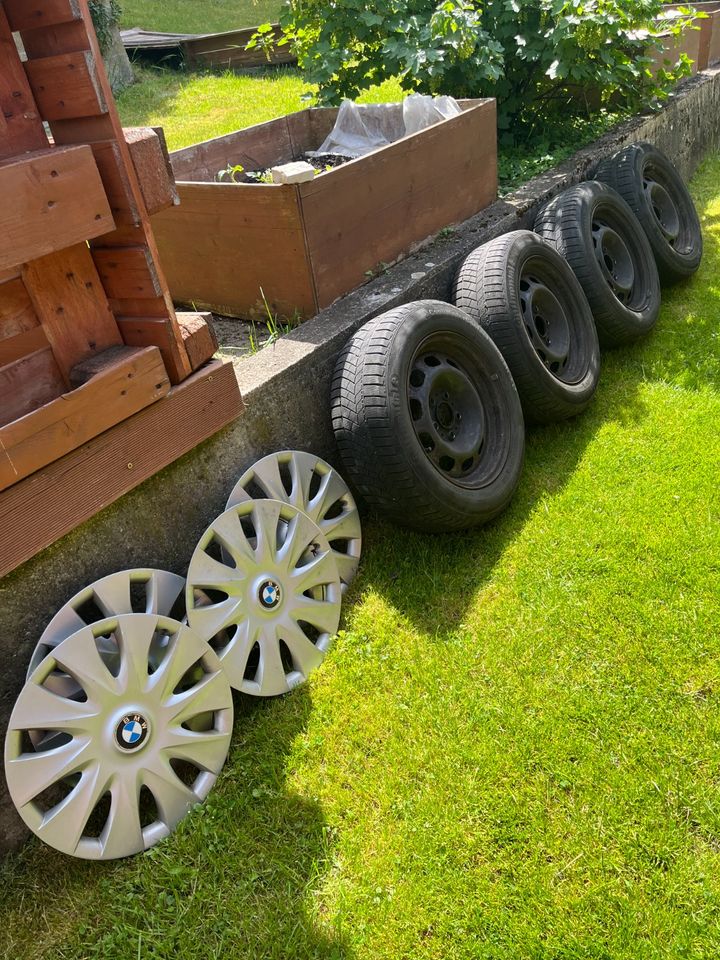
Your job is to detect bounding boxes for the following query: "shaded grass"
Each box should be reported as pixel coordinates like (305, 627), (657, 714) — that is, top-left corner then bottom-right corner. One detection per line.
(120, 0), (282, 34)
(1, 156), (719, 960)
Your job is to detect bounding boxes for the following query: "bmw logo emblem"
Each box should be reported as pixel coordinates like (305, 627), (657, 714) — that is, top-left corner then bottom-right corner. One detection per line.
(115, 713), (149, 751)
(259, 579), (282, 609)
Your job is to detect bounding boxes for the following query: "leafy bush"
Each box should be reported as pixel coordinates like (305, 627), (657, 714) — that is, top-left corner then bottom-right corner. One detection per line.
(268, 0), (694, 140)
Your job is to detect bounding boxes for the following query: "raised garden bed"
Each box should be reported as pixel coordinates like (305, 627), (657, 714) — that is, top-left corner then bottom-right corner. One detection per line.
(151, 100), (497, 320)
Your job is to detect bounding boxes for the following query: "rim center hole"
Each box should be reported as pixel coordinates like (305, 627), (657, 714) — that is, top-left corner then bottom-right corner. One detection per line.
(436, 400), (454, 430)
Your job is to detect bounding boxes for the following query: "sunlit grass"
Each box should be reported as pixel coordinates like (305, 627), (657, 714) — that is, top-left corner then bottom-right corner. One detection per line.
(120, 0), (282, 34)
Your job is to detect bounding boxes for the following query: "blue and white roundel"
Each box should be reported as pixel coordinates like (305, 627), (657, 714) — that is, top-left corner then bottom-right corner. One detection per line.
(122, 720), (144, 745)
(259, 580), (281, 609)
(115, 714), (148, 750)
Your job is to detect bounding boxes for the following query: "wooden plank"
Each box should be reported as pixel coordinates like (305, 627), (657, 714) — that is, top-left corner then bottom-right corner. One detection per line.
(21, 19), (92, 60)
(116, 315), (207, 379)
(23, 243), (123, 382)
(182, 24), (296, 69)
(0, 359), (243, 577)
(3, 0), (82, 32)
(151, 181), (316, 319)
(24, 50), (108, 120)
(0, 145), (114, 272)
(0, 279), (39, 340)
(299, 100), (498, 308)
(178, 313), (218, 370)
(0, 346), (170, 493)
(124, 126), (179, 215)
(90, 140), (142, 226)
(92, 246), (163, 299)
(0, 325), (49, 365)
(0, 6), (49, 159)
(0, 348), (65, 427)
(168, 115), (295, 182)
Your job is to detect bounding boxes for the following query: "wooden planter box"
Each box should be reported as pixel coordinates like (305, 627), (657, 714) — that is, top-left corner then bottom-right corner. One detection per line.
(662, 3), (720, 69)
(151, 100), (497, 320)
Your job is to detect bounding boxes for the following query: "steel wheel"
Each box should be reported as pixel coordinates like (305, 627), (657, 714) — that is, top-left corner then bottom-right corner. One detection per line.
(226, 451), (361, 590)
(591, 217), (635, 305)
(518, 267), (572, 376)
(28, 569), (186, 702)
(5, 614), (233, 861)
(186, 499), (342, 697)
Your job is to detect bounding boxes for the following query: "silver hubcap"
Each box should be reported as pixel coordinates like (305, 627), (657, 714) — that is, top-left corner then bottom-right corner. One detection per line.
(5, 614), (233, 861)
(226, 451), (362, 591)
(186, 499), (342, 697)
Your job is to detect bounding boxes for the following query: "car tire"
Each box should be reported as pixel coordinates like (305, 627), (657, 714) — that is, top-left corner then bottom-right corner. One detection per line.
(595, 142), (702, 283)
(535, 180), (661, 348)
(331, 300), (525, 533)
(453, 230), (601, 423)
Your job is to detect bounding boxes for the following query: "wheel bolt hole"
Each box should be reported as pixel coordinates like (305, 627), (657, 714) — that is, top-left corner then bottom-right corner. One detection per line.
(534, 315), (547, 337)
(409, 369), (425, 388)
(604, 253), (614, 272)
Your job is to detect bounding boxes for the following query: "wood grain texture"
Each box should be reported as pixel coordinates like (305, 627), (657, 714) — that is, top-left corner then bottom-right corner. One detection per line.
(182, 24), (296, 69)
(0, 325), (49, 366)
(19, 18), (92, 59)
(0, 280), (39, 340)
(300, 100), (498, 308)
(116, 315), (203, 383)
(92, 246), (163, 299)
(0, 359), (244, 578)
(0, 7), (49, 159)
(3, 0), (82, 32)
(23, 243), (123, 381)
(124, 126), (179, 216)
(24, 50), (108, 120)
(152, 182), (316, 319)
(178, 312), (218, 370)
(89, 141), (141, 227)
(0, 346), (170, 493)
(0, 348), (65, 428)
(0, 145), (115, 272)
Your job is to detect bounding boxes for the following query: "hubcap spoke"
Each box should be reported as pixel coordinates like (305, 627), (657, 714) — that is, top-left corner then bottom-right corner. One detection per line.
(226, 452), (362, 590)
(36, 762), (107, 854)
(143, 760), (199, 826)
(101, 772), (143, 859)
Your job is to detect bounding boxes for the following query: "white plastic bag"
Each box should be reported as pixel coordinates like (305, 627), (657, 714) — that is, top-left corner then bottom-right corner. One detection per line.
(310, 94), (462, 160)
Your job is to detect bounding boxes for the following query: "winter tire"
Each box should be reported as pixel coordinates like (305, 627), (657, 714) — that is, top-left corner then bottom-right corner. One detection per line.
(331, 300), (525, 533)
(595, 142), (702, 283)
(453, 230), (600, 423)
(535, 180), (661, 347)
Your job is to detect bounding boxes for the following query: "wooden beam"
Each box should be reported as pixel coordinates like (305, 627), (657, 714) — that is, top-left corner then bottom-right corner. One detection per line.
(0, 348), (65, 428)
(0, 345), (170, 493)
(0, 146), (115, 272)
(0, 279), (39, 340)
(24, 50), (108, 121)
(178, 313), (219, 371)
(124, 126), (179, 216)
(23, 243), (123, 383)
(0, 6), (50, 159)
(92, 246), (163, 300)
(3, 0), (83, 32)
(0, 360), (244, 578)
(0, 325), (49, 366)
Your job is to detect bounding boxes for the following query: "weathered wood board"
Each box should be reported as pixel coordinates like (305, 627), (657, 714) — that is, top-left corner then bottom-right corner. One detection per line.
(152, 99), (498, 319)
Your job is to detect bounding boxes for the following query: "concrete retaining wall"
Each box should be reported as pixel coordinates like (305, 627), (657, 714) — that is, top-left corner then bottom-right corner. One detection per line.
(2, 66), (719, 855)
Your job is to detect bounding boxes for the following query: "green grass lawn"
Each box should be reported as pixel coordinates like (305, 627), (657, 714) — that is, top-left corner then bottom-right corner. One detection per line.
(120, 0), (282, 34)
(2, 156), (719, 959)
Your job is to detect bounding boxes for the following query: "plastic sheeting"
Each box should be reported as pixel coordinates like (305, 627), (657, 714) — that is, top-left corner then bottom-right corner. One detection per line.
(310, 94), (462, 160)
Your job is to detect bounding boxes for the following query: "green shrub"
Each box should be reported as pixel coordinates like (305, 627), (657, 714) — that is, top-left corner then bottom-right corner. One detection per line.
(268, 0), (695, 140)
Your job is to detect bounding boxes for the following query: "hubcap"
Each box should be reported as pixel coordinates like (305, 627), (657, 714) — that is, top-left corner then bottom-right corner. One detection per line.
(226, 451), (362, 591)
(519, 272), (572, 375)
(4, 614), (233, 860)
(186, 499), (342, 697)
(408, 351), (486, 480)
(643, 176), (680, 245)
(592, 218), (635, 304)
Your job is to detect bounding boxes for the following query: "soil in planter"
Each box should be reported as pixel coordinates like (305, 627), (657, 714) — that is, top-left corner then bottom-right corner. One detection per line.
(239, 152), (353, 184)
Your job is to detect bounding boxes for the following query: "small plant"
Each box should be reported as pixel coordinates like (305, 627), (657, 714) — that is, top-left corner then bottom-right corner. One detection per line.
(217, 163), (246, 183)
(245, 22), (278, 63)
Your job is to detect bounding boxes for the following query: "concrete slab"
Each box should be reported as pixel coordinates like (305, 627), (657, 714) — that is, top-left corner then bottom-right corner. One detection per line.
(2, 66), (719, 855)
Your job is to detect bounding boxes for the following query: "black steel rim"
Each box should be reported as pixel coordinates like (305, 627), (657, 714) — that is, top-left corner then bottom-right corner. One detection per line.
(519, 270), (572, 378)
(591, 211), (636, 306)
(408, 340), (496, 485)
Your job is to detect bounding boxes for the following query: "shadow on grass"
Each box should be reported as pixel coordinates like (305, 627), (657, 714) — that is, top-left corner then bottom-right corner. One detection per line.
(0, 689), (352, 960)
(352, 173), (720, 635)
